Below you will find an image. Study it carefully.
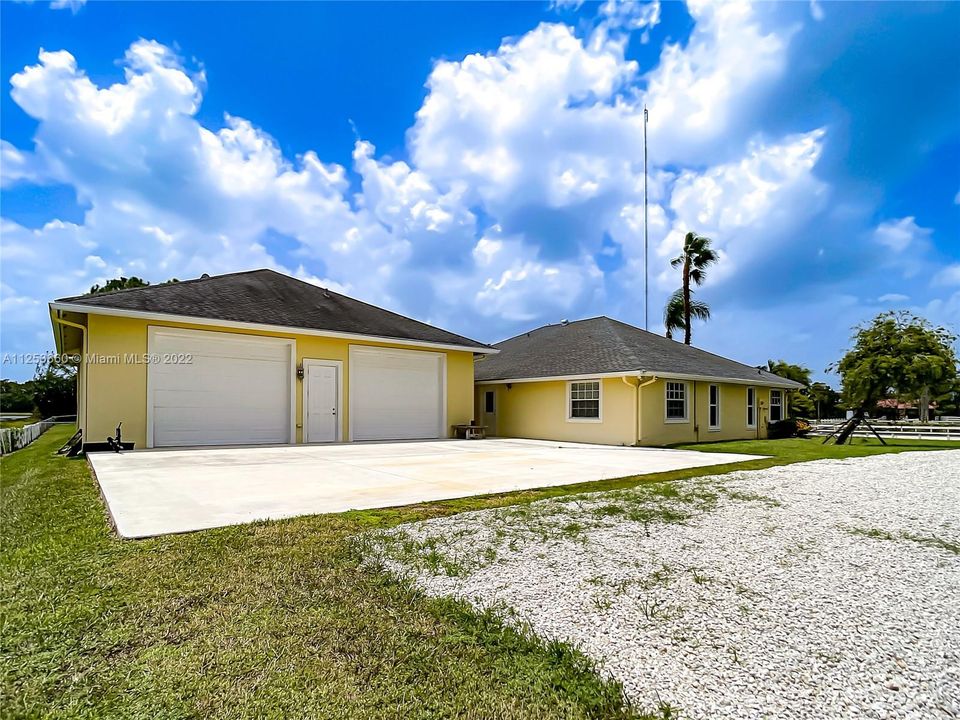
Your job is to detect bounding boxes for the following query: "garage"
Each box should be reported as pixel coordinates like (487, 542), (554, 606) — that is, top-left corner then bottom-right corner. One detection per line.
(148, 327), (295, 447)
(349, 346), (445, 441)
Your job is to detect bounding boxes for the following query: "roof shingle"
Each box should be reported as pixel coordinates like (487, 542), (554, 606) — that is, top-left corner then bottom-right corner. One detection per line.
(55, 269), (491, 351)
(474, 316), (804, 388)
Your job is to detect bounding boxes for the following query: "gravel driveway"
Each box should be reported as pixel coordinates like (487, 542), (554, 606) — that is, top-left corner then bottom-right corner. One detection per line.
(368, 451), (960, 719)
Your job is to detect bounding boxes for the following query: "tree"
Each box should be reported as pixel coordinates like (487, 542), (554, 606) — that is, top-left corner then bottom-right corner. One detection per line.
(663, 288), (710, 341)
(87, 276), (179, 295)
(88, 276), (149, 294)
(32, 355), (77, 418)
(766, 359), (816, 418)
(0, 378), (36, 413)
(831, 311), (959, 421)
(808, 382), (842, 421)
(670, 232), (718, 345)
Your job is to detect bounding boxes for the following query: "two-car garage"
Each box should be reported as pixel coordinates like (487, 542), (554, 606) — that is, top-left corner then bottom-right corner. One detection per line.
(147, 327), (446, 448)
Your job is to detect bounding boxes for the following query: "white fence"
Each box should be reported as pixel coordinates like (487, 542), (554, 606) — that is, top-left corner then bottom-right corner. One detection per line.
(0, 419), (57, 455)
(809, 421), (960, 442)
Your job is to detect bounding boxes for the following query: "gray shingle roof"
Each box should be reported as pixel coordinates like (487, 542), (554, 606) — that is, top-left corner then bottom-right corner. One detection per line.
(474, 316), (804, 388)
(55, 269), (491, 351)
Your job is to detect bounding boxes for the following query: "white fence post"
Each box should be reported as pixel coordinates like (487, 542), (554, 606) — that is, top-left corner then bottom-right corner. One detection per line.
(0, 419), (58, 455)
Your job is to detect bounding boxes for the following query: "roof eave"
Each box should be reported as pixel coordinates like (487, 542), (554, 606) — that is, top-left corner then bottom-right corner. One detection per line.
(48, 302), (498, 355)
(476, 369), (803, 387)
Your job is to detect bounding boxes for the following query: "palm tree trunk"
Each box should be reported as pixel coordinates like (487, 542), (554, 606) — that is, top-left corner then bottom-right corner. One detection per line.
(683, 259), (692, 345)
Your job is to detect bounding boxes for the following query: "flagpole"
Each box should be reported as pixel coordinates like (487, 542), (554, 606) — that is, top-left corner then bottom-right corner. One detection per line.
(643, 105), (649, 331)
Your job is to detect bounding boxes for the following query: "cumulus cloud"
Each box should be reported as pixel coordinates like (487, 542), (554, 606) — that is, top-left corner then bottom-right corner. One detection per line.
(643, 1), (793, 165)
(655, 128), (828, 286)
(2, 2), (951, 382)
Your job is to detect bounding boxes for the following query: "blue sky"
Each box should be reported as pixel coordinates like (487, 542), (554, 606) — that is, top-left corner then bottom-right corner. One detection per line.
(1, 0), (958, 383)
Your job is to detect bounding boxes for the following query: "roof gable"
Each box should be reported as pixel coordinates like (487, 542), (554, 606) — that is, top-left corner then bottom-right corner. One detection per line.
(474, 316), (804, 388)
(54, 269), (490, 351)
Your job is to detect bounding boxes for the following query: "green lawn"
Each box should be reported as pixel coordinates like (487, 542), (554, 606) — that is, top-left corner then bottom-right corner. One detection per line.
(2, 428), (955, 720)
(0, 415), (37, 429)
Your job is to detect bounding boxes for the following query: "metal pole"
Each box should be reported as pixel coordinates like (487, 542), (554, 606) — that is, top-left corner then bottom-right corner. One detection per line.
(643, 105), (649, 331)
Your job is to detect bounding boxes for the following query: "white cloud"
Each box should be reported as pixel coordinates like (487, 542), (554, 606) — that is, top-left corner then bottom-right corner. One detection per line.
(877, 293), (909, 303)
(642, 1), (793, 165)
(49, 0), (86, 13)
(809, 0), (825, 22)
(933, 263), (960, 287)
(6, 4), (942, 380)
(872, 216), (932, 253)
(656, 128), (828, 286)
(595, 1), (661, 44)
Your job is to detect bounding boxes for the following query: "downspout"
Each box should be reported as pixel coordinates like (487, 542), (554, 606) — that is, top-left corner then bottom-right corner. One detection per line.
(632, 374), (658, 446)
(52, 313), (87, 438)
(693, 380), (699, 442)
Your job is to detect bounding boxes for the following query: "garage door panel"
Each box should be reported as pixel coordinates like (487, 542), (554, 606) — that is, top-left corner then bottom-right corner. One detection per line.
(149, 329), (292, 447)
(350, 348), (444, 441)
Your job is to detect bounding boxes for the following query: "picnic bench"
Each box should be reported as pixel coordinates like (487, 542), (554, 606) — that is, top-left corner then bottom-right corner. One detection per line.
(453, 424), (488, 440)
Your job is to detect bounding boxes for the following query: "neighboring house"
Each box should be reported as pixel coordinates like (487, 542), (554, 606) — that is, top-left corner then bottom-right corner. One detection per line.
(50, 269), (494, 449)
(875, 398), (937, 420)
(474, 317), (804, 446)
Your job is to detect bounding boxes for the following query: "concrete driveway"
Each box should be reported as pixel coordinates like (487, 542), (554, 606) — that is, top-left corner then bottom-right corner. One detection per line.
(87, 439), (762, 538)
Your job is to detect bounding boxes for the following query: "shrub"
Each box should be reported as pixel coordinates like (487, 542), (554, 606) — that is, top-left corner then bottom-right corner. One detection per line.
(767, 418), (811, 439)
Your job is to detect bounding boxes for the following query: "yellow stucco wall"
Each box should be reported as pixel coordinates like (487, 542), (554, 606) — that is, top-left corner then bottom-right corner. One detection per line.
(637, 379), (778, 445)
(475, 378), (638, 445)
(81, 314), (475, 448)
(476, 376), (786, 446)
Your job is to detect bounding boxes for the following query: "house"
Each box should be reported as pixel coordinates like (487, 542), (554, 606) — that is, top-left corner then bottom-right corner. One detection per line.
(49, 269), (494, 449)
(474, 317), (804, 446)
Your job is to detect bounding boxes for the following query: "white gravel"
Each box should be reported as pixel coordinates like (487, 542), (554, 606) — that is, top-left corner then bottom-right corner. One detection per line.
(369, 450), (960, 719)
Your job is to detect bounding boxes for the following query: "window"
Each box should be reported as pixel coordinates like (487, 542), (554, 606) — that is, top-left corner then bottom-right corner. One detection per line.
(708, 384), (720, 430)
(746, 387), (756, 428)
(665, 381), (687, 421)
(568, 380), (601, 421)
(484, 390), (495, 414)
(770, 390), (783, 422)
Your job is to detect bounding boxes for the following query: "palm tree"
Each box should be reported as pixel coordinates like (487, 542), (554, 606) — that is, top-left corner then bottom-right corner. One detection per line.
(670, 231), (719, 344)
(664, 288), (711, 340)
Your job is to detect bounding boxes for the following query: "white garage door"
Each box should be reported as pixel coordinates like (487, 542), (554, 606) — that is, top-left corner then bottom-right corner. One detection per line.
(148, 328), (294, 447)
(349, 347), (445, 441)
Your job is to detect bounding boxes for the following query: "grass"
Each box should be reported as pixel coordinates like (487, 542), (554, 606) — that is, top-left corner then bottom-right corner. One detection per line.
(2, 429), (955, 719)
(1, 427), (652, 720)
(0, 415), (37, 429)
(845, 526), (960, 555)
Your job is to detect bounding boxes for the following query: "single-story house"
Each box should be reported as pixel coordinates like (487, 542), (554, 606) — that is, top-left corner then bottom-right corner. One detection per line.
(474, 316), (804, 446)
(50, 269), (494, 449)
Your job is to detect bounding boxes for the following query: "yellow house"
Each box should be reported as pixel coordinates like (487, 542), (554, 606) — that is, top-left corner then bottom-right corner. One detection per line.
(50, 269), (494, 449)
(474, 317), (803, 446)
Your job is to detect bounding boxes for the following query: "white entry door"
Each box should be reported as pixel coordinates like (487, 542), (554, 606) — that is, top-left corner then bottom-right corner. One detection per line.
(304, 360), (340, 443)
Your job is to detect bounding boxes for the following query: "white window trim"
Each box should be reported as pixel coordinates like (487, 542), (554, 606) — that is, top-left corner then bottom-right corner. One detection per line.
(567, 379), (602, 423)
(664, 380), (689, 423)
(302, 358), (344, 443)
(746, 386), (757, 429)
(770, 389), (784, 422)
(708, 384), (721, 431)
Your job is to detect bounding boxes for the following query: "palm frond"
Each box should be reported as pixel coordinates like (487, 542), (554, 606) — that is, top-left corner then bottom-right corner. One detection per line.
(663, 289), (685, 337)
